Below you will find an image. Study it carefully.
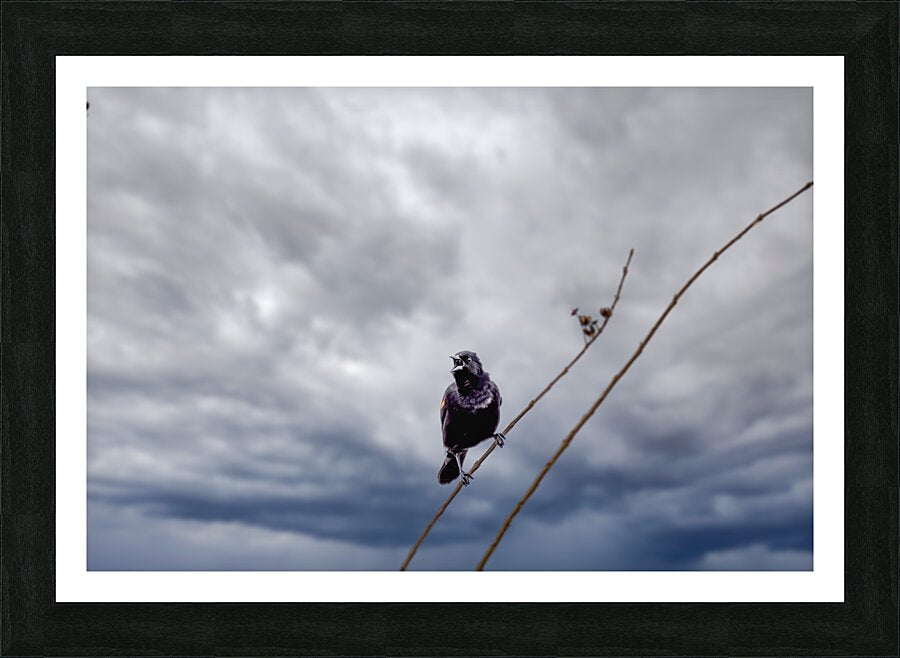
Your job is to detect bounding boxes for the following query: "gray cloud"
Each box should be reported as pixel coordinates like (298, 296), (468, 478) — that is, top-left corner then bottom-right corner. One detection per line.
(87, 87), (812, 570)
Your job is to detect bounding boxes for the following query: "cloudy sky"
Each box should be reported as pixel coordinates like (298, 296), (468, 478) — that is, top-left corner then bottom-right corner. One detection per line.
(87, 87), (813, 571)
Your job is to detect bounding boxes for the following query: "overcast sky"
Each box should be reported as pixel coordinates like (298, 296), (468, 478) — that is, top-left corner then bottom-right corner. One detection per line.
(87, 87), (813, 571)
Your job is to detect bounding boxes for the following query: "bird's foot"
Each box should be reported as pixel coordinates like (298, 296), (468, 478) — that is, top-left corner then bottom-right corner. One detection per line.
(493, 432), (506, 448)
(460, 471), (473, 486)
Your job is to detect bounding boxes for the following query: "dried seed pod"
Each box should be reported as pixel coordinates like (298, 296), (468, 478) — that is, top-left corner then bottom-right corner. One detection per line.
(599, 307), (612, 318)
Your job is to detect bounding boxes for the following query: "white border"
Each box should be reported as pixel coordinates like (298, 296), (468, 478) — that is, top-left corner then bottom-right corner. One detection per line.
(57, 56), (843, 602)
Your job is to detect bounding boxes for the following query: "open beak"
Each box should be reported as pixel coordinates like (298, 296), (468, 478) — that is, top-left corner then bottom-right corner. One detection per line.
(450, 357), (464, 373)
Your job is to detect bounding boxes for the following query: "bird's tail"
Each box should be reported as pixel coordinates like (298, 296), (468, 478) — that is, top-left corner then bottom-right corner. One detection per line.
(438, 450), (466, 484)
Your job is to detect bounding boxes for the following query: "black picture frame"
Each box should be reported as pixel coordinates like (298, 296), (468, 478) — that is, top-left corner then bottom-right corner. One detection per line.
(2, 2), (897, 655)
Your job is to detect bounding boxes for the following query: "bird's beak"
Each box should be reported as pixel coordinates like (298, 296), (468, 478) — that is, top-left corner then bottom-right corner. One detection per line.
(450, 357), (464, 373)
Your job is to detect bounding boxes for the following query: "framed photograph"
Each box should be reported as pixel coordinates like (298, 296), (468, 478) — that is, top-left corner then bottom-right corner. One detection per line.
(61, 59), (833, 599)
(3, 2), (897, 656)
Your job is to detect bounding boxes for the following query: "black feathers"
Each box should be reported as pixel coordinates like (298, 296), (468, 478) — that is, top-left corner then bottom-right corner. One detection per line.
(438, 450), (464, 485)
(438, 351), (503, 485)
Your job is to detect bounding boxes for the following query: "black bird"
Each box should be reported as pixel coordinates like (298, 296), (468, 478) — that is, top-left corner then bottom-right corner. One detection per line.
(438, 350), (505, 485)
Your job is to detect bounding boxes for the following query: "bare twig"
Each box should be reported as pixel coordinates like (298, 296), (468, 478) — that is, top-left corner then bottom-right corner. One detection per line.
(399, 248), (635, 570)
(476, 181), (814, 570)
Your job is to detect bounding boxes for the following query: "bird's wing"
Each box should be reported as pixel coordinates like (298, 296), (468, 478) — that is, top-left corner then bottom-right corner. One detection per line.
(440, 384), (456, 427)
(490, 380), (502, 407)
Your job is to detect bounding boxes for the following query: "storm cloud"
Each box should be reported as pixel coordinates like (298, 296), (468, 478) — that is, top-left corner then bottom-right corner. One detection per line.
(87, 87), (813, 570)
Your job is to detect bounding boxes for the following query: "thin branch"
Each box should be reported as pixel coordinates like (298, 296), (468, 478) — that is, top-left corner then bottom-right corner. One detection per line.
(399, 248), (635, 571)
(476, 181), (814, 571)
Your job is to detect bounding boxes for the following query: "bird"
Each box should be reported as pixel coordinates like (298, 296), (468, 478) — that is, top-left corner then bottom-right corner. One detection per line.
(438, 350), (505, 485)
